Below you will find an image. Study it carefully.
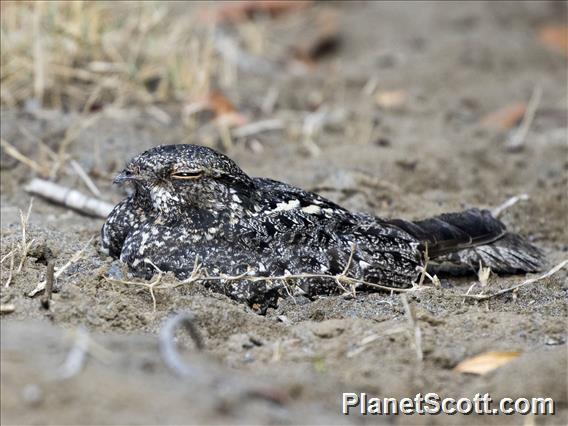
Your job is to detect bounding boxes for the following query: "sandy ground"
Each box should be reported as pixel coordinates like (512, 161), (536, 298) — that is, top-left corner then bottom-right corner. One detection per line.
(1, 2), (567, 425)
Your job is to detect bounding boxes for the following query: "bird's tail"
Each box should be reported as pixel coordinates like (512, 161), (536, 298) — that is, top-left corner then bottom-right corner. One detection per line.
(388, 208), (545, 274)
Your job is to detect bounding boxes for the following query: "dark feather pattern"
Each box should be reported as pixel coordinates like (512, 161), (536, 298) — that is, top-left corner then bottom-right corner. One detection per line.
(101, 144), (545, 310)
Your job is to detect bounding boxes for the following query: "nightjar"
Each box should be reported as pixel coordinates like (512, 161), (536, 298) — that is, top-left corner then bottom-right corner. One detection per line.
(102, 144), (544, 310)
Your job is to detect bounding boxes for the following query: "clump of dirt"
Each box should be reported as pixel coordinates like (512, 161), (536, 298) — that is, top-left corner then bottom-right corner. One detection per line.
(1, 2), (567, 425)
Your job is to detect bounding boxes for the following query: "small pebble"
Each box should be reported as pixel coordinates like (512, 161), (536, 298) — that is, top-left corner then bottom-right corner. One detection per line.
(545, 336), (565, 346)
(21, 384), (43, 407)
(107, 261), (125, 280)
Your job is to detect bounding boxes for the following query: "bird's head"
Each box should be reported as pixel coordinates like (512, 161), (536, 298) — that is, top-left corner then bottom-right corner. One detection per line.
(114, 144), (254, 217)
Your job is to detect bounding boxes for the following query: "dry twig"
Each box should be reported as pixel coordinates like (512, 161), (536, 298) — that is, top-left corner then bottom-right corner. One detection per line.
(506, 85), (542, 151)
(58, 327), (90, 380)
(459, 259), (567, 301)
(105, 248), (426, 312)
(40, 261), (55, 309)
(69, 160), (102, 197)
(491, 193), (530, 218)
(25, 178), (113, 218)
(57, 327), (113, 380)
(416, 244), (441, 288)
(159, 312), (205, 379)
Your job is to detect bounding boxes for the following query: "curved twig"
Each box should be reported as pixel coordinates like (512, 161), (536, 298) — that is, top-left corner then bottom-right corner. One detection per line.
(159, 312), (205, 379)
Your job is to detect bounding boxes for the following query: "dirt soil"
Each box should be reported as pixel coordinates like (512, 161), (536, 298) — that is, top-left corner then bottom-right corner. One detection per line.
(1, 2), (567, 425)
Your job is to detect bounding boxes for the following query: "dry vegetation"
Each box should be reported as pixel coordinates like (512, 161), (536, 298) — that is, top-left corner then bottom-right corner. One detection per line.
(1, 2), (567, 425)
(1, 1), (222, 110)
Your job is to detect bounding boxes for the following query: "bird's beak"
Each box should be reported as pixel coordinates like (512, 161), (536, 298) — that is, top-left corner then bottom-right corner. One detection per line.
(113, 170), (140, 185)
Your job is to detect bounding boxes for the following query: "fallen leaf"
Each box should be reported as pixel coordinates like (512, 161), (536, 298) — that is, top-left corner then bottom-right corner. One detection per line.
(375, 90), (407, 110)
(206, 92), (239, 116)
(480, 102), (527, 130)
(454, 351), (521, 375)
(538, 25), (568, 57)
(201, 1), (312, 24)
(292, 10), (341, 66)
(188, 92), (248, 128)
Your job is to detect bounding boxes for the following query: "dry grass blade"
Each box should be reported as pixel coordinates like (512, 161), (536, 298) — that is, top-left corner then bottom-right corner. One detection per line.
(1, 2), (225, 110)
(70, 160), (102, 197)
(0, 244), (16, 265)
(15, 199), (35, 275)
(460, 259), (567, 301)
(2, 206), (22, 286)
(0, 138), (48, 176)
(463, 263), (492, 303)
(3, 243), (15, 288)
(506, 85), (542, 151)
(57, 115), (101, 156)
(400, 295), (423, 362)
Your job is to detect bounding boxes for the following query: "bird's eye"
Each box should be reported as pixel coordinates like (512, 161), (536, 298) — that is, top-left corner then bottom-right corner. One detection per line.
(170, 170), (203, 179)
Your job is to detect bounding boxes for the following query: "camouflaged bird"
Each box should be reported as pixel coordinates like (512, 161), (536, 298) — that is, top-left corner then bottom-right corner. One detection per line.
(101, 144), (544, 310)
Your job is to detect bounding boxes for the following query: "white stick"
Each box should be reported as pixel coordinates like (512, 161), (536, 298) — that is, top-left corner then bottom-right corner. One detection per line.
(25, 178), (114, 218)
(507, 85), (542, 151)
(70, 160), (102, 197)
(401, 295), (423, 362)
(492, 194), (529, 218)
(232, 119), (284, 139)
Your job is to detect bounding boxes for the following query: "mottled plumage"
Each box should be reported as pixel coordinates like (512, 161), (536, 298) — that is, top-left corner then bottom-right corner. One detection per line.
(102, 144), (545, 310)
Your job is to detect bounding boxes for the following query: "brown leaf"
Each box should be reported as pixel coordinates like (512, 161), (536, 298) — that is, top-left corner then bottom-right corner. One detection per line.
(538, 25), (568, 57)
(292, 10), (341, 66)
(480, 102), (527, 130)
(454, 351), (521, 375)
(206, 92), (239, 116)
(375, 90), (408, 110)
(201, 1), (312, 25)
(190, 92), (248, 128)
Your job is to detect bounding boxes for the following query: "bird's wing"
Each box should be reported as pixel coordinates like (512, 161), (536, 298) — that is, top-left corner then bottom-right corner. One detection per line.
(244, 177), (354, 257)
(253, 177), (351, 214)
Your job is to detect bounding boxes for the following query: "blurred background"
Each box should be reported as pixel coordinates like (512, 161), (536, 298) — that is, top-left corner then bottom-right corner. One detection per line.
(1, 2), (567, 425)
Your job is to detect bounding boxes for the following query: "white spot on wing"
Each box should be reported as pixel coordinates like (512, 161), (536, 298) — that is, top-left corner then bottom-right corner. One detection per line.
(266, 199), (300, 214)
(301, 205), (321, 214)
